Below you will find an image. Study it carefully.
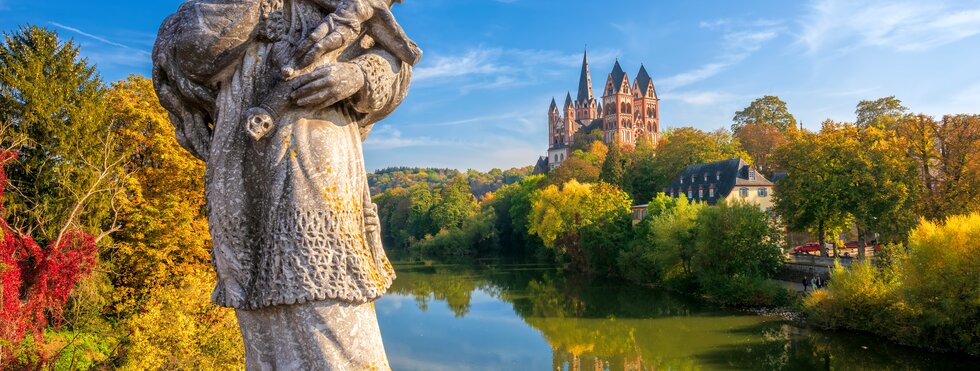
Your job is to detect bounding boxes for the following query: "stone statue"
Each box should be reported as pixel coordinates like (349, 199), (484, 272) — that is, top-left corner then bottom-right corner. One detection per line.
(151, 0), (420, 368)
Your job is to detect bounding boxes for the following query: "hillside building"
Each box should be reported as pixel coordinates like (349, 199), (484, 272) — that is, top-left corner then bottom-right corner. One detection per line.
(545, 50), (661, 170)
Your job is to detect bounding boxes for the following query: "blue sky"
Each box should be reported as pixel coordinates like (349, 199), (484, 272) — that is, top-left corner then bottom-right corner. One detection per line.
(3, 0), (980, 171)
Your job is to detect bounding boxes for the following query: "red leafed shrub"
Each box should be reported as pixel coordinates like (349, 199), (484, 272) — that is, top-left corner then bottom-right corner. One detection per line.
(0, 151), (98, 366)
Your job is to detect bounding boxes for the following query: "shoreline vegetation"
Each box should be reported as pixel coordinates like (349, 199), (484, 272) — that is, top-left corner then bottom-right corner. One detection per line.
(0, 26), (977, 368)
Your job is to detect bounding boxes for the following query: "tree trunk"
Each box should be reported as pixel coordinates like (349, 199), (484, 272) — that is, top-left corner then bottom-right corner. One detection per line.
(857, 225), (866, 260)
(818, 220), (828, 257)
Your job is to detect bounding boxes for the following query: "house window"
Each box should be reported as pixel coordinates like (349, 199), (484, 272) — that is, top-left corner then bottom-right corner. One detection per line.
(758, 188), (768, 197)
(716, 171), (721, 181)
(560, 153), (564, 161)
(739, 188), (749, 198)
(554, 154), (558, 162)
(680, 176), (684, 184)
(687, 188), (693, 199)
(690, 175), (695, 183)
(748, 170), (757, 181)
(703, 173), (709, 182)
(709, 187), (715, 198)
(698, 187), (704, 199)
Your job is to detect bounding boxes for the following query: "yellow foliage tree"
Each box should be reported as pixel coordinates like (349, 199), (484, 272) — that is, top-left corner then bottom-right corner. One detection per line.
(106, 76), (211, 315)
(121, 270), (244, 370)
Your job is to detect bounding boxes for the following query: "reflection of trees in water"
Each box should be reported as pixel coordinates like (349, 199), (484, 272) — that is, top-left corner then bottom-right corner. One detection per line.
(385, 260), (978, 370)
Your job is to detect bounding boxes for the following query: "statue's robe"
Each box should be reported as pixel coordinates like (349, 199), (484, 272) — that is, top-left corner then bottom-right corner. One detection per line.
(153, 0), (417, 368)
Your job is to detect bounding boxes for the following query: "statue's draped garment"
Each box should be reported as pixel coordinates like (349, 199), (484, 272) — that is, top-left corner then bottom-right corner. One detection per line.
(153, 0), (418, 368)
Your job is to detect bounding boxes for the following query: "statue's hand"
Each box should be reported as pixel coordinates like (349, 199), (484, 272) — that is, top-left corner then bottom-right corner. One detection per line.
(289, 62), (366, 109)
(364, 202), (380, 233)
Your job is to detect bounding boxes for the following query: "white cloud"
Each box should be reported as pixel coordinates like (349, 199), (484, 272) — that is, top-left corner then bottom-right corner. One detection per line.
(799, 0), (980, 53)
(49, 22), (150, 55)
(664, 91), (739, 106)
(412, 47), (618, 92)
(660, 27), (780, 90)
(413, 48), (506, 82)
(364, 125), (445, 150)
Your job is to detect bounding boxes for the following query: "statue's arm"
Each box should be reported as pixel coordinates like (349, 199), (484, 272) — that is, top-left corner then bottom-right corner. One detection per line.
(349, 48), (413, 140)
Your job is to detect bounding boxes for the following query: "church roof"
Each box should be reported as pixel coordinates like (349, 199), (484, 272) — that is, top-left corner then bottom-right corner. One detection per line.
(576, 49), (594, 104)
(665, 158), (773, 205)
(563, 92), (573, 109)
(635, 65), (656, 96)
(609, 60), (628, 93)
(549, 97), (558, 111)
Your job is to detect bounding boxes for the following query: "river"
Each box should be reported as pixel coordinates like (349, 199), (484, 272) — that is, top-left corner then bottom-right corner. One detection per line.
(373, 259), (979, 370)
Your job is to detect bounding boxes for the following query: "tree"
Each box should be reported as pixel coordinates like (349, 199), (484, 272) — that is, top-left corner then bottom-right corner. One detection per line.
(429, 176), (478, 230)
(1, 151), (98, 368)
(0, 26), (117, 244)
(855, 96), (906, 129)
(895, 114), (980, 220)
(104, 76), (211, 315)
(734, 122), (788, 177)
(773, 123), (852, 256)
(644, 195), (703, 276)
(732, 95), (797, 134)
(528, 180), (631, 272)
(843, 124), (918, 256)
(599, 141), (630, 191)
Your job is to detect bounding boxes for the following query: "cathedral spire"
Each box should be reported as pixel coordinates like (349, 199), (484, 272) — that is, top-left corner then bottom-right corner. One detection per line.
(576, 48), (594, 104)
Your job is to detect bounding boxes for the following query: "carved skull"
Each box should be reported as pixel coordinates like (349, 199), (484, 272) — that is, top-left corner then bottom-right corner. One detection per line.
(246, 107), (275, 141)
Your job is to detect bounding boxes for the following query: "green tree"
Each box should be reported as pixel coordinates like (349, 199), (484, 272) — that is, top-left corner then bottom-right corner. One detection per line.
(732, 95), (797, 134)
(0, 26), (117, 244)
(855, 96), (906, 129)
(430, 176), (478, 230)
(646, 196), (702, 276)
(599, 141), (630, 191)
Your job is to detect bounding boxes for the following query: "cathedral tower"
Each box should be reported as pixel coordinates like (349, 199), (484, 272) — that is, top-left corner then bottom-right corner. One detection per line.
(602, 60), (634, 145)
(632, 65), (660, 144)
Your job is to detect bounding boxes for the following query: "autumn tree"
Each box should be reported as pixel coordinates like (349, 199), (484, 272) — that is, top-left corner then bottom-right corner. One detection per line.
(528, 180), (631, 271)
(895, 114), (980, 220)
(731, 95), (797, 134)
(104, 76), (212, 315)
(734, 122), (789, 177)
(773, 123), (852, 256)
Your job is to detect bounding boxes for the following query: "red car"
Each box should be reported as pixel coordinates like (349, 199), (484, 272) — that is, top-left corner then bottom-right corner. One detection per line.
(792, 242), (821, 254)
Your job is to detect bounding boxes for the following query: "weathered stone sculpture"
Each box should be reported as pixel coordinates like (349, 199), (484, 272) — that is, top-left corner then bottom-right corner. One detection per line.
(151, 0), (420, 368)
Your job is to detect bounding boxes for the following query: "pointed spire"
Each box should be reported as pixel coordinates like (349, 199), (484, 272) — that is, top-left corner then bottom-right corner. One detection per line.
(563, 92), (573, 109)
(549, 97), (558, 112)
(576, 48), (594, 104)
(609, 60), (627, 94)
(635, 64), (653, 95)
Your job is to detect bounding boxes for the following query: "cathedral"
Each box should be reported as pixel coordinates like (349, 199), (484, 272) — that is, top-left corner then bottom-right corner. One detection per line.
(544, 50), (661, 170)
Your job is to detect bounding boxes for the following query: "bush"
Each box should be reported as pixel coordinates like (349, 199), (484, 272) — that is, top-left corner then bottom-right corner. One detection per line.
(699, 275), (793, 307)
(416, 208), (498, 257)
(805, 213), (980, 355)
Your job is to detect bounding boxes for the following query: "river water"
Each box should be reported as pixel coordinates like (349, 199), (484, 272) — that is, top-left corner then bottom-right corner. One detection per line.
(375, 259), (978, 370)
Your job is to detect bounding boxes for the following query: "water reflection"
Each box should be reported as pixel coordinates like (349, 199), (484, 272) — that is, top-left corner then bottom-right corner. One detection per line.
(378, 259), (978, 370)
